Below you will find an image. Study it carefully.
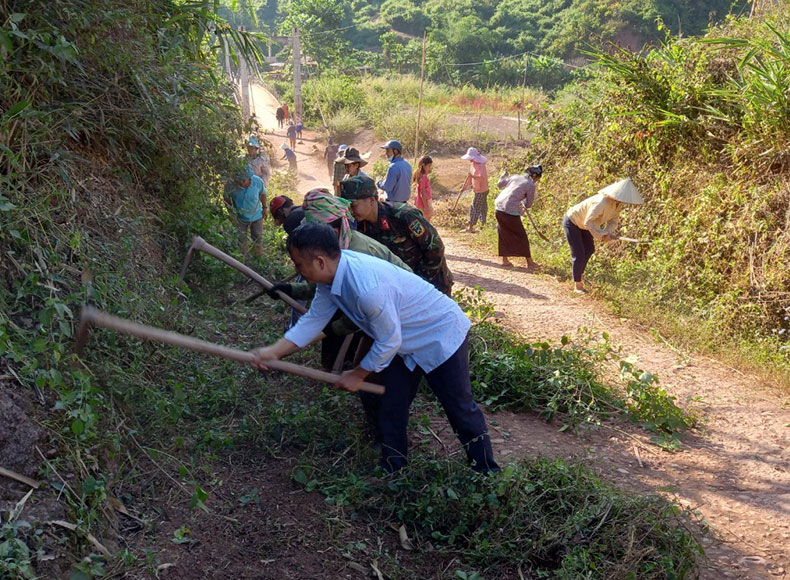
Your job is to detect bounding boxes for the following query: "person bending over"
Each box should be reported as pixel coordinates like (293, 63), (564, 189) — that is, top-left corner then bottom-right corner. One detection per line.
(251, 222), (499, 474)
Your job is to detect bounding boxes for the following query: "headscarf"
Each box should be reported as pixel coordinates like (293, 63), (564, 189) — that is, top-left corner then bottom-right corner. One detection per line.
(302, 188), (354, 249)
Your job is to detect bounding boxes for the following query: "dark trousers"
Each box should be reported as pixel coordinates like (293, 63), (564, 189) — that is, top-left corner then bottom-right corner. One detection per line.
(359, 336), (498, 474)
(563, 215), (595, 282)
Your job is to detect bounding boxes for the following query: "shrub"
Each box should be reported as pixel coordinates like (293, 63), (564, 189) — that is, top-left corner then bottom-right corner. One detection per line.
(325, 108), (365, 143)
(295, 456), (703, 580)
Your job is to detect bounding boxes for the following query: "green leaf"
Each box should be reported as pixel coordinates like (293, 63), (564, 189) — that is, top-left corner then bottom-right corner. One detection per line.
(4, 100), (30, 119)
(292, 468), (308, 485)
(189, 486), (209, 512)
(70, 419), (85, 435)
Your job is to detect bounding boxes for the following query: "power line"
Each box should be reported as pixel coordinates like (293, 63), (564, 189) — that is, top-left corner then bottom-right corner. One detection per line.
(283, 19), (587, 71)
(445, 49), (586, 70)
(300, 23), (358, 38)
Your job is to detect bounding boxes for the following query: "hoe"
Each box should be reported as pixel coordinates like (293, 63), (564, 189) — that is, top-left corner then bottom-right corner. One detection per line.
(75, 306), (385, 395)
(178, 235), (356, 373)
(179, 235), (307, 313)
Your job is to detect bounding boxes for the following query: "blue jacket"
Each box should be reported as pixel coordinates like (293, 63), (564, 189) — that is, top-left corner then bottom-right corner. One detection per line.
(377, 156), (412, 203)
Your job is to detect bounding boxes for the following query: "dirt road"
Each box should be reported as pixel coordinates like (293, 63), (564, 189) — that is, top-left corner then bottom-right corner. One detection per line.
(247, 81), (383, 195)
(436, 225), (790, 580)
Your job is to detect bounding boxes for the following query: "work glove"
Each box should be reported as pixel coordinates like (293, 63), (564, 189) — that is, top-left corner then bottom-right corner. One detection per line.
(324, 315), (359, 338)
(266, 282), (293, 300)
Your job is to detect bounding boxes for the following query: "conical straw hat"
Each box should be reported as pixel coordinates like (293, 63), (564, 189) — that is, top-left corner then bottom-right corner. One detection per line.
(598, 178), (644, 205)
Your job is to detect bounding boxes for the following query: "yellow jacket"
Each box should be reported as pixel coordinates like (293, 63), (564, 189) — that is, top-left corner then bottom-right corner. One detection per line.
(566, 193), (621, 239)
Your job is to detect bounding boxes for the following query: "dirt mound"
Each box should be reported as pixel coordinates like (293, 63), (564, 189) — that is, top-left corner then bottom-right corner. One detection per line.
(0, 384), (45, 482)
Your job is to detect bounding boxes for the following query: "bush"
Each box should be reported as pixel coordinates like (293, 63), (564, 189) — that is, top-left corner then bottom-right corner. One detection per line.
(325, 108), (364, 143)
(505, 4), (790, 374)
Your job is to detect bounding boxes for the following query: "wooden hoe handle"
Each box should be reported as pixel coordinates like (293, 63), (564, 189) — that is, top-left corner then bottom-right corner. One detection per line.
(76, 306), (385, 395)
(181, 236), (308, 314)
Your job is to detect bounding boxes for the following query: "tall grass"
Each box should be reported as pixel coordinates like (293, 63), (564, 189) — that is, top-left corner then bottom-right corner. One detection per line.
(287, 73), (545, 150)
(503, 3), (790, 377)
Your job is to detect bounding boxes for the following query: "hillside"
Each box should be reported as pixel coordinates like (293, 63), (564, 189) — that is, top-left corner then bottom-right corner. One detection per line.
(3, 1), (790, 579)
(230, 0), (749, 88)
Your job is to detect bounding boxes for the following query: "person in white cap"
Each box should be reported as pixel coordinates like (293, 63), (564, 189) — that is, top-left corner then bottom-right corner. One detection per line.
(460, 147), (489, 233)
(563, 177), (645, 293)
(245, 135), (271, 190)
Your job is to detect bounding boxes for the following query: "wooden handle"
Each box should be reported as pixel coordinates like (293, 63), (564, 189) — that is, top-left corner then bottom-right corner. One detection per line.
(79, 307), (384, 395)
(189, 237), (308, 314)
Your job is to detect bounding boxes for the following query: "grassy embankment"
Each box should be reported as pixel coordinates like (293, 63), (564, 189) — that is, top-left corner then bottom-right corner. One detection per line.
(2, 2), (703, 578)
(435, 7), (790, 385)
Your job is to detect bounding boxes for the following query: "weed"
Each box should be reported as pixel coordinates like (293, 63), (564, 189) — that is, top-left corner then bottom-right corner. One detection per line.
(620, 359), (699, 450)
(0, 521), (36, 580)
(297, 455), (703, 579)
(456, 288), (697, 443)
(324, 109), (365, 143)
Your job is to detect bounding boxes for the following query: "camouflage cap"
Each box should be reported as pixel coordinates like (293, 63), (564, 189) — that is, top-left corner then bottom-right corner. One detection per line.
(340, 175), (378, 200)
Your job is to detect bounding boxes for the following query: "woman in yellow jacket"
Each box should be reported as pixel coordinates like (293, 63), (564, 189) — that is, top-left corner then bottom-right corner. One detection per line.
(563, 178), (644, 293)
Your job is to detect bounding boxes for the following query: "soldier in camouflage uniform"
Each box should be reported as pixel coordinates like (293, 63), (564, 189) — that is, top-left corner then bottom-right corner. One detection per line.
(340, 176), (453, 295)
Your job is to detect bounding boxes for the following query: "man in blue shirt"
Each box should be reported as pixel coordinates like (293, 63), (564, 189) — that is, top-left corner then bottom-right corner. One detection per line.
(377, 139), (412, 203)
(223, 168), (266, 257)
(251, 222), (498, 474)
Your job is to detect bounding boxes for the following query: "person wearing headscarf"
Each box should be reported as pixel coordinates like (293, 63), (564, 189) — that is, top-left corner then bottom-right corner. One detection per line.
(563, 177), (645, 294)
(494, 164), (543, 270)
(301, 189), (410, 271)
(461, 147), (489, 232)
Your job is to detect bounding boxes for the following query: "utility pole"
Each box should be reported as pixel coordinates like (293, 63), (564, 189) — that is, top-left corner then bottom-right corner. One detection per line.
(518, 55), (527, 141)
(239, 25), (251, 120)
(292, 27), (303, 121)
(413, 30), (427, 163)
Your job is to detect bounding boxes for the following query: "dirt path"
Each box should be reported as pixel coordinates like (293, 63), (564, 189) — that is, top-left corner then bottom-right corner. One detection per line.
(247, 81), (381, 195)
(437, 228), (790, 580)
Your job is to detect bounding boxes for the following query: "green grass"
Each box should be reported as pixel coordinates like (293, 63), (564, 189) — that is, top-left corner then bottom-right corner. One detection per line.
(294, 455), (703, 580)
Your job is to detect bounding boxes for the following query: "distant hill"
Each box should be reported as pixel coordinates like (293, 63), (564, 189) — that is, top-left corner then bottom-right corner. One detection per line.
(225, 0), (750, 87)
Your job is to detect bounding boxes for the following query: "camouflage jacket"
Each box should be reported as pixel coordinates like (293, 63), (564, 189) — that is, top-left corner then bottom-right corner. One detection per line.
(358, 201), (453, 295)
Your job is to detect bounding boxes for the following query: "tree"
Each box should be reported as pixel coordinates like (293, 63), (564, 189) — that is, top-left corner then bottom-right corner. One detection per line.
(380, 0), (431, 36)
(281, 0), (349, 67)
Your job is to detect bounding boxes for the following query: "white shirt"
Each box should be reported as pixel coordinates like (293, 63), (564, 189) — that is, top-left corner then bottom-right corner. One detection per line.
(284, 250), (470, 373)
